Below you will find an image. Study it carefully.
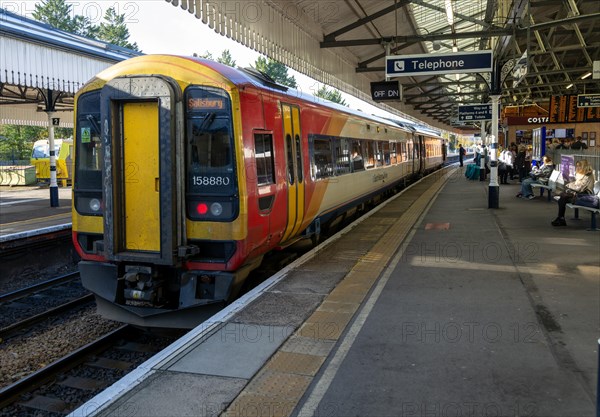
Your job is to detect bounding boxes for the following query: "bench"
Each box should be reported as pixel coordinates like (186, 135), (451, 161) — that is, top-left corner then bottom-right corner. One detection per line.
(530, 170), (563, 201)
(566, 181), (600, 231)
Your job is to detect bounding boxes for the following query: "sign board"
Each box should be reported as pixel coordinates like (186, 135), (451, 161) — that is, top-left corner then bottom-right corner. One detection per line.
(593, 60), (600, 80)
(370, 81), (402, 101)
(577, 94), (600, 108)
(52, 118), (60, 126)
(458, 104), (493, 122)
(386, 50), (493, 78)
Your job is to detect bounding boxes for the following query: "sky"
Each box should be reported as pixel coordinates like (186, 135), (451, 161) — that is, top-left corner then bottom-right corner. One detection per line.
(1, 0), (391, 118)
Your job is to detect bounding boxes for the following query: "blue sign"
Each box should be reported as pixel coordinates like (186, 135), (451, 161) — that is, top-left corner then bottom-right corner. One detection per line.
(386, 51), (493, 77)
(458, 104), (493, 121)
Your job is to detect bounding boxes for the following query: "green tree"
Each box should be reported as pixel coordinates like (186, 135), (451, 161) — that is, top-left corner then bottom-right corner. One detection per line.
(33, 0), (138, 50)
(33, 0), (95, 36)
(314, 85), (347, 106)
(0, 125), (46, 162)
(96, 7), (139, 51)
(193, 50), (236, 67)
(254, 57), (297, 88)
(193, 51), (214, 60)
(217, 50), (236, 67)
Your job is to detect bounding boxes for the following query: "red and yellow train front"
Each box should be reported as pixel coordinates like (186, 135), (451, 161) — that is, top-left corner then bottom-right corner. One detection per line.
(72, 56), (255, 327)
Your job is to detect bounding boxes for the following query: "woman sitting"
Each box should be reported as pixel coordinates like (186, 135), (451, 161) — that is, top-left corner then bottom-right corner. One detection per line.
(516, 155), (554, 199)
(552, 159), (595, 226)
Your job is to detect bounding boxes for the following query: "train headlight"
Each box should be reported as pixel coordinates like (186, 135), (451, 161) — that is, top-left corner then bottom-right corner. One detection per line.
(210, 202), (223, 216)
(89, 198), (101, 212)
(75, 193), (103, 216)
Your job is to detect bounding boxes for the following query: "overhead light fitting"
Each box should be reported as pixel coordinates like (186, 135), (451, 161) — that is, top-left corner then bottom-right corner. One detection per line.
(445, 0), (454, 26)
(566, 83), (574, 89)
(581, 72), (592, 79)
(452, 44), (458, 52)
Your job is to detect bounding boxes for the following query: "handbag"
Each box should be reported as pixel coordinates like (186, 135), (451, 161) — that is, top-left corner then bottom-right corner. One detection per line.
(574, 193), (600, 208)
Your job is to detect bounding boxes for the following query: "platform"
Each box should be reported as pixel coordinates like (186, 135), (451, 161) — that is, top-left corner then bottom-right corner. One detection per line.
(0, 185), (72, 241)
(67, 166), (599, 417)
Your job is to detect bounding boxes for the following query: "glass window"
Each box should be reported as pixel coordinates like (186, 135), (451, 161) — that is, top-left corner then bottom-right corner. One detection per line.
(295, 134), (303, 183)
(186, 87), (236, 196)
(75, 91), (102, 189)
(254, 133), (274, 186)
(382, 141), (391, 166)
(390, 142), (398, 164)
(313, 137), (333, 179)
(286, 133), (294, 185)
(372, 141), (382, 167)
(351, 139), (365, 171)
(334, 138), (351, 175)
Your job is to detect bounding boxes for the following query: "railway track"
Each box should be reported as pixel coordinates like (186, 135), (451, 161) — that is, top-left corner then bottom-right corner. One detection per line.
(0, 325), (181, 415)
(0, 272), (91, 338)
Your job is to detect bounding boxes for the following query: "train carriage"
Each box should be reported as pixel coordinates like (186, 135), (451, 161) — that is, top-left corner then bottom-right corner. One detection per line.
(72, 55), (443, 327)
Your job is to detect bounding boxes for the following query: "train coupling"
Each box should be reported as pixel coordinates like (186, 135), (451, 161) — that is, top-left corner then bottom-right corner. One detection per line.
(123, 266), (162, 303)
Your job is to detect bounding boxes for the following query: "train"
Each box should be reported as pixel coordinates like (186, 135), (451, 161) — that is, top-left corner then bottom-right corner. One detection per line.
(71, 55), (445, 328)
(30, 138), (73, 185)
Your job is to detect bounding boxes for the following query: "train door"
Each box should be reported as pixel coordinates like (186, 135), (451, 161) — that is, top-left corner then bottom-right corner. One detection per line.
(281, 103), (305, 242)
(101, 76), (181, 266)
(417, 134), (425, 174)
(121, 102), (161, 252)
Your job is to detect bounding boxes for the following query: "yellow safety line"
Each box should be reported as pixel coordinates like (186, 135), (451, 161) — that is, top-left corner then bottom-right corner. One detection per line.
(223, 167), (457, 417)
(1, 213), (71, 228)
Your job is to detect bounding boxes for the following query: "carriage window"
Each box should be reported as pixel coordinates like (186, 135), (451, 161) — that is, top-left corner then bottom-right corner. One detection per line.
(254, 133), (274, 185)
(363, 140), (374, 169)
(334, 138), (351, 175)
(186, 87), (235, 195)
(390, 142), (398, 164)
(382, 142), (391, 166)
(351, 139), (365, 171)
(372, 141), (382, 167)
(313, 137), (333, 179)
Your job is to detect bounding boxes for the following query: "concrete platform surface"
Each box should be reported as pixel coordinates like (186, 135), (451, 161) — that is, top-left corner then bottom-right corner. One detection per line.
(68, 167), (598, 417)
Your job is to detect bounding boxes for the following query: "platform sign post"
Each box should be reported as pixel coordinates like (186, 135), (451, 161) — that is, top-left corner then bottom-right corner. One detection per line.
(47, 112), (59, 207)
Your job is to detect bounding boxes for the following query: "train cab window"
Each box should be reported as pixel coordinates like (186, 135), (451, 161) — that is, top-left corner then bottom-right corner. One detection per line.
(185, 87), (238, 221)
(75, 91), (102, 190)
(312, 137), (333, 179)
(254, 133), (275, 186)
(186, 87), (234, 185)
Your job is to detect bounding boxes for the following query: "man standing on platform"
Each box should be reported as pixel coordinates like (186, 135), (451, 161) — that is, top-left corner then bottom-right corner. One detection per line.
(459, 144), (466, 167)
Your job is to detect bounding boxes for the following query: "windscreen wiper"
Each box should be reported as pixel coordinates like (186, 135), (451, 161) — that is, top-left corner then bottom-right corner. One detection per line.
(86, 114), (101, 134)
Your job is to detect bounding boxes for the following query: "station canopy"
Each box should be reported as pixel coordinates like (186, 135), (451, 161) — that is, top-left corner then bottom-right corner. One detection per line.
(166, 0), (599, 131)
(0, 9), (140, 127)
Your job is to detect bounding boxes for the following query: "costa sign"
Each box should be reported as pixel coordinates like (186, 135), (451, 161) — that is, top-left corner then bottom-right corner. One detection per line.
(505, 116), (549, 125)
(527, 117), (549, 123)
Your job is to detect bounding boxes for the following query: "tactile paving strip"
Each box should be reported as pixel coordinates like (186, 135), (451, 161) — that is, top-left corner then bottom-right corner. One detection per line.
(223, 168), (457, 416)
